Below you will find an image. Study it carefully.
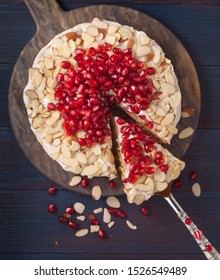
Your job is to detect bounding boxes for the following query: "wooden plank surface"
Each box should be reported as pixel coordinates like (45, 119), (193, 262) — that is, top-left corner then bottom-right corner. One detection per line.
(1, 0), (220, 260)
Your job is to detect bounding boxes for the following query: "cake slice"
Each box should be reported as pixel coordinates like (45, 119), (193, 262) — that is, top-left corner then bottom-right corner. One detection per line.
(112, 116), (185, 204)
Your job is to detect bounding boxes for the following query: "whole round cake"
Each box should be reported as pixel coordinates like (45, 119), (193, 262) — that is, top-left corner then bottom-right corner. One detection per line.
(24, 17), (184, 204)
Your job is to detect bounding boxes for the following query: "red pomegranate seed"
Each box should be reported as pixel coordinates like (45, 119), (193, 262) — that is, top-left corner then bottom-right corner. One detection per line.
(141, 207), (149, 216)
(61, 61), (70, 69)
(108, 208), (117, 215)
(109, 181), (116, 189)
(146, 121), (154, 129)
(146, 67), (155, 75)
(48, 186), (57, 195)
(205, 245), (212, 252)
(90, 218), (99, 225)
(174, 180), (183, 187)
(81, 178), (89, 188)
(66, 206), (74, 215)
(185, 217), (192, 225)
(48, 203), (57, 213)
(59, 216), (68, 223)
(47, 102), (56, 111)
(159, 164), (169, 172)
(146, 167), (155, 174)
(98, 229), (106, 238)
(68, 221), (77, 229)
(117, 210), (126, 218)
(189, 171), (198, 180)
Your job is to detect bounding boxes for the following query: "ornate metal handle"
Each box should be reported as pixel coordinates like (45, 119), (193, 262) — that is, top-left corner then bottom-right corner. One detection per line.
(164, 193), (220, 260)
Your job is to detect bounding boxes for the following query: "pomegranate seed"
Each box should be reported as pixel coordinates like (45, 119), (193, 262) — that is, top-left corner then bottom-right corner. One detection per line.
(78, 138), (86, 146)
(146, 167), (155, 174)
(81, 178), (89, 188)
(109, 181), (116, 189)
(47, 102), (56, 111)
(185, 217), (192, 225)
(174, 180), (183, 187)
(90, 218), (99, 225)
(146, 67), (155, 75)
(146, 121), (154, 129)
(159, 164), (169, 172)
(48, 186), (57, 195)
(98, 229), (106, 238)
(66, 206), (74, 214)
(61, 61), (70, 69)
(141, 207), (149, 216)
(189, 171), (198, 180)
(89, 47), (97, 56)
(48, 203), (57, 213)
(108, 208), (117, 215)
(68, 221), (77, 229)
(205, 245), (212, 252)
(56, 73), (64, 82)
(117, 210), (126, 218)
(59, 216), (68, 223)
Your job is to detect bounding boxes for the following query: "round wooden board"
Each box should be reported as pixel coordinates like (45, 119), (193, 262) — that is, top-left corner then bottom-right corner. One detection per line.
(8, 0), (201, 197)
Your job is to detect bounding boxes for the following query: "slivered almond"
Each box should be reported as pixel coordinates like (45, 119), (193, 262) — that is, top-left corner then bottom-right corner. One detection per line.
(93, 207), (103, 214)
(108, 25), (118, 34)
(46, 111), (60, 127)
(155, 181), (167, 192)
(71, 162), (82, 174)
(75, 228), (88, 237)
(91, 143), (101, 155)
(161, 83), (176, 94)
(170, 92), (181, 108)
(134, 194), (145, 205)
(61, 144), (71, 158)
(69, 176), (81, 187)
(47, 76), (57, 89)
(70, 141), (80, 152)
(127, 39), (135, 49)
(146, 53), (155, 61)
(167, 124), (178, 135)
(43, 56), (53, 69)
(66, 32), (80, 42)
(52, 138), (61, 146)
(181, 107), (195, 118)
(103, 208), (111, 223)
(77, 215), (86, 221)
(192, 183), (201, 197)
(86, 26), (99, 37)
(118, 26), (132, 39)
(179, 127), (194, 139)
(92, 18), (108, 29)
(126, 220), (137, 230)
(62, 158), (75, 167)
(105, 34), (116, 45)
(108, 221), (115, 228)
(153, 50), (161, 64)
(161, 113), (175, 126)
(74, 202), (85, 214)
(25, 89), (38, 99)
(139, 32), (150, 45)
(29, 68), (42, 88)
(165, 71), (175, 85)
(81, 165), (98, 176)
(82, 33), (95, 47)
(106, 196), (120, 208)
(90, 225), (100, 233)
(59, 42), (71, 58)
(136, 46), (151, 57)
(76, 151), (87, 164)
(32, 115), (44, 129)
(92, 185), (102, 200)
(171, 165), (181, 180)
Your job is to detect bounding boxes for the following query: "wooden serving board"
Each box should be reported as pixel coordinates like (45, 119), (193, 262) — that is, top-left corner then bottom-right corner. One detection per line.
(8, 0), (201, 196)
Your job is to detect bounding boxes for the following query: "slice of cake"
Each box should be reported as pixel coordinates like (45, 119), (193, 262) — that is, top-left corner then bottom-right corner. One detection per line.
(112, 117), (185, 204)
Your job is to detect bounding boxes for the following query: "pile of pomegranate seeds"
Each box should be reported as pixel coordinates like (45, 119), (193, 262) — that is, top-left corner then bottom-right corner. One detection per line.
(117, 118), (169, 184)
(47, 44), (154, 147)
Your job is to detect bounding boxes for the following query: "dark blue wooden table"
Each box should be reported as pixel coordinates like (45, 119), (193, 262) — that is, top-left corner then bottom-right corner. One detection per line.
(1, 0), (220, 260)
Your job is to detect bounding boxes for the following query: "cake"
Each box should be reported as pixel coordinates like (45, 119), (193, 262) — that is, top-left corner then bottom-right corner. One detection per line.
(24, 18), (184, 198)
(112, 117), (185, 204)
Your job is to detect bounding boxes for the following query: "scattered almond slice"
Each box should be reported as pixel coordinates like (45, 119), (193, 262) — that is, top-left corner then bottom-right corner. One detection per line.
(108, 221), (115, 228)
(74, 202), (85, 214)
(106, 196), (121, 208)
(103, 208), (111, 223)
(81, 165), (98, 176)
(93, 207), (103, 214)
(77, 215), (86, 221)
(69, 176), (81, 187)
(92, 185), (102, 200)
(179, 127), (194, 139)
(192, 183), (201, 197)
(181, 107), (195, 118)
(126, 220), (137, 230)
(75, 228), (89, 237)
(90, 225), (100, 233)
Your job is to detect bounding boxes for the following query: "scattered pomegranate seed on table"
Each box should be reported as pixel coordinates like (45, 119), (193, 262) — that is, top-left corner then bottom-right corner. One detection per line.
(48, 203), (57, 213)
(141, 207), (149, 216)
(189, 171), (198, 180)
(65, 206), (75, 215)
(48, 186), (57, 195)
(117, 210), (126, 218)
(68, 221), (78, 229)
(174, 180), (183, 187)
(98, 229), (106, 238)
(81, 178), (89, 188)
(109, 181), (116, 189)
(59, 216), (68, 223)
